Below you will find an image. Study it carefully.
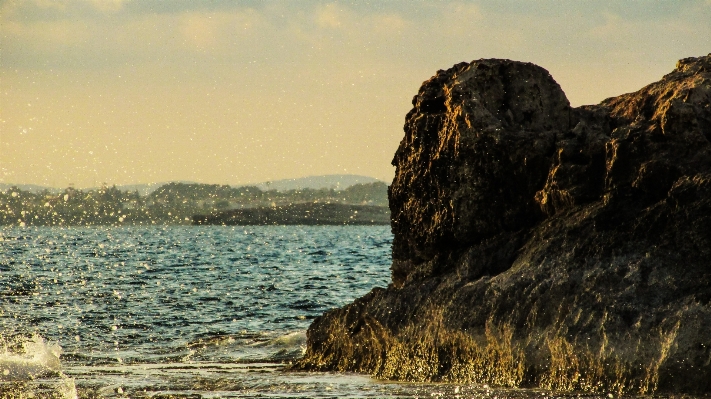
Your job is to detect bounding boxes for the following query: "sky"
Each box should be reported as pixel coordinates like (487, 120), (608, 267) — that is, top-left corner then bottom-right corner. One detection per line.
(1, 0), (710, 189)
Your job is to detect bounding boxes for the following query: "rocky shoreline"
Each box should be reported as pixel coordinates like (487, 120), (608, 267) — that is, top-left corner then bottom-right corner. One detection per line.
(296, 55), (711, 394)
(192, 202), (389, 225)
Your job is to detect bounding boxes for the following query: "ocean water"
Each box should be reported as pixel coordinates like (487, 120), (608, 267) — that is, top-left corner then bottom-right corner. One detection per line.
(1, 226), (612, 399)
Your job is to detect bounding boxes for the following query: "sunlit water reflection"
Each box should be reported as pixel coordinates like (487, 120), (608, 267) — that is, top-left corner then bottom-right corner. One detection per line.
(1, 226), (649, 398)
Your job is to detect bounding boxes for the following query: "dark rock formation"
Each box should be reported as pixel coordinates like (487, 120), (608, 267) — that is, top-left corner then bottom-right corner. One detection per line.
(192, 203), (389, 225)
(296, 55), (711, 394)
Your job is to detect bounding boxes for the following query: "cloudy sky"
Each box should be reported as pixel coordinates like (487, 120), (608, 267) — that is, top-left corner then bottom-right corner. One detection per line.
(2, 0), (710, 188)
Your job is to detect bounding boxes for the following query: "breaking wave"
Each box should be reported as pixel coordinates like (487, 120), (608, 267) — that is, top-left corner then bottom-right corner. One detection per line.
(0, 334), (77, 399)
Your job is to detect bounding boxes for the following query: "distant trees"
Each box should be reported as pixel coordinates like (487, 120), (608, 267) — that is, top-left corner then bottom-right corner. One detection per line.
(0, 182), (388, 226)
(342, 182), (388, 205)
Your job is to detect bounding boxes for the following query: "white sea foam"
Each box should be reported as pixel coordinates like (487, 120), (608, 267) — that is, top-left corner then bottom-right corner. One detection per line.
(267, 331), (307, 348)
(0, 335), (62, 380)
(258, 331), (307, 361)
(0, 334), (77, 399)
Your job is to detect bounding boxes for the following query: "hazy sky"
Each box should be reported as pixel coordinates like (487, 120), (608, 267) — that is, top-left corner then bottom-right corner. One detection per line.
(2, 0), (710, 188)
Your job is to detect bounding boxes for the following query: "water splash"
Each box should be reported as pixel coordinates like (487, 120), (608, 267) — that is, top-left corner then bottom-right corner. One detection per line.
(0, 335), (77, 399)
(0, 335), (62, 380)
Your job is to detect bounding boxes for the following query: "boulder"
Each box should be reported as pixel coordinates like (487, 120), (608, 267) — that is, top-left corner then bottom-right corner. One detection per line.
(296, 55), (711, 394)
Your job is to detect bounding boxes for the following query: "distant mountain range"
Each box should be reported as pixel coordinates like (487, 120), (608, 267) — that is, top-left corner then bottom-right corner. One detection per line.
(0, 175), (384, 196)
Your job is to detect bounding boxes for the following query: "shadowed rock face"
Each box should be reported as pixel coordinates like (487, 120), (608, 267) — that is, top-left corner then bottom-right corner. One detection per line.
(390, 60), (572, 286)
(297, 55), (711, 394)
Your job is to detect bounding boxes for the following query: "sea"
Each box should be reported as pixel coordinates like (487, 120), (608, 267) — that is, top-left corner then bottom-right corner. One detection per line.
(1, 226), (610, 399)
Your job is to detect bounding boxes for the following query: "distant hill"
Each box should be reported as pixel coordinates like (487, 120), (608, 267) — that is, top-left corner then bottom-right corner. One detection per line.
(0, 184), (62, 194)
(0, 182), (198, 196)
(99, 182), (198, 196)
(0, 180), (388, 226)
(253, 175), (382, 191)
(110, 183), (166, 196)
(0, 175), (385, 197)
(107, 176), (383, 194)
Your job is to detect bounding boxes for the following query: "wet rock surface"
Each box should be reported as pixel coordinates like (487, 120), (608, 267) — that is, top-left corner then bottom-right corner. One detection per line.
(296, 55), (711, 394)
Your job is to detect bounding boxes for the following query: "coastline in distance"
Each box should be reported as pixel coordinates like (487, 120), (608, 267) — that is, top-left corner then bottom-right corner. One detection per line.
(193, 202), (390, 226)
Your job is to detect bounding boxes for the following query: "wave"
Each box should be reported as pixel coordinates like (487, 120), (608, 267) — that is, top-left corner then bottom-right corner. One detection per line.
(0, 335), (62, 380)
(184, 330), (307, 363)
(260, 331), (307, 361)
(0, 334), (77, 399)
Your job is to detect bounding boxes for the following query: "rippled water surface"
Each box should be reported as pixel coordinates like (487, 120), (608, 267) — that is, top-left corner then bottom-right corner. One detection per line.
(2, 226), (624, 398)
(1, 226), (395, 397)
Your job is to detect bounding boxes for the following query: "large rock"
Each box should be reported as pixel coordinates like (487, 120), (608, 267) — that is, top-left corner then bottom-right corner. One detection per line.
(296, 55), (711, 394)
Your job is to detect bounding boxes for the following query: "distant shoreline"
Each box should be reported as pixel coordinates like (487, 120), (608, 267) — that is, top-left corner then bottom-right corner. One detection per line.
(193, 203), (390, 226)
(0, 174), (384, 196)
(0, 181), (388, 227)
